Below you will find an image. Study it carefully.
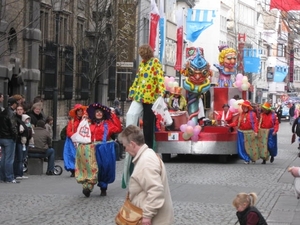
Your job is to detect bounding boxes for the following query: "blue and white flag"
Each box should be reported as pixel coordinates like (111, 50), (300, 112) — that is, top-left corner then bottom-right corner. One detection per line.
(243, 49), (261, 74)
(186, 9), (216, 42)
(158, 0), (165, 63)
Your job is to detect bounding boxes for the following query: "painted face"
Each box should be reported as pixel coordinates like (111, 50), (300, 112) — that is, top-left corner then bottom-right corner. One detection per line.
(95, 109), (103, 119)
(223, 52), (237, 69)
(187, 65), (210, 85)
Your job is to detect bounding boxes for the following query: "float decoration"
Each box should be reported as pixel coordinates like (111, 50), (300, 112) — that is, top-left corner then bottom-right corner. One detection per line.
(180, 47), (212, 125)
(232, 73), (251, 91)
(214, 45), (237, 87)
(180, 120), (202, 141)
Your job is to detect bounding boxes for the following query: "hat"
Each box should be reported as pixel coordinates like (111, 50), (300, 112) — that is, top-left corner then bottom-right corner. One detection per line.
(21, 114), (31, 122)
(8, 97), (17, 105)
(222, 104), (229, 108)
(87, 103), (111, 121)
(172, 87), (182, 95)
(69, 104), (88, 118)
(262, 102), (272, 111)
(238, 100), (253, 110)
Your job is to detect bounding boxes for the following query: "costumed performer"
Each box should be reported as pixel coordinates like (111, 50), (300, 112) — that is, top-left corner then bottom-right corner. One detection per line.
(227, 100), (259, 164)
(123, 44), (165, 188)
(214, 45), (237, 87)
(258, 102), (279, 164)
(75, 103), (122, 197)
(64, 104), (87, 177)
(214, 103), (234, 125)
(168, 86), (187, 111)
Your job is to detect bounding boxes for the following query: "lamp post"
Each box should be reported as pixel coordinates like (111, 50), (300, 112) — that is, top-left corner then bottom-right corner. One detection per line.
(51, 0), (64, 140)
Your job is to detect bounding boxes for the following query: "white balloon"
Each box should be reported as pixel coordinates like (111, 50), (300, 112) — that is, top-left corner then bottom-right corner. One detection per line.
(241, 83), (248, 90)
(173, 81), (179, 87)
(242, 76), (248, 82)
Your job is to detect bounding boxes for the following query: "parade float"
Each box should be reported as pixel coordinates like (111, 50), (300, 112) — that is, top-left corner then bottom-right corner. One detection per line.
(155, 47), (250, 163)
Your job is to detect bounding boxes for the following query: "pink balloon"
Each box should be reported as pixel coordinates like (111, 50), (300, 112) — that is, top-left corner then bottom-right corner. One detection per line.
(180, 124), (187, 132)
(187, 120), (196, 127)
(236, 80), (242, 87)
(186, 125), (194, 135)
(164, 77), (170, 83)
(191, 135), (199, 142)
(169, 77), (175, 82)
(236, 73), (243, 80)
(229, 99), (236, 107)
(193, 125), (201, 135)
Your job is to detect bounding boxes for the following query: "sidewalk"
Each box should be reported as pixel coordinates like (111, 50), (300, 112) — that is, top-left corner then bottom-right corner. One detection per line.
(267, 156), (300, 225)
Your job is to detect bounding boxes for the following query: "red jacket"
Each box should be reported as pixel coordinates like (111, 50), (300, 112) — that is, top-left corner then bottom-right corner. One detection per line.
(216, 110), (234, 124)
(259, 112), (279, 133)
(90, 113), (122, 142)
(66, 117), (82, 138)
(228, 111), (258, 133)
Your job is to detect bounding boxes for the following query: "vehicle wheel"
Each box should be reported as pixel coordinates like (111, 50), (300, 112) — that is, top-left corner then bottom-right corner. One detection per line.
(23, 162), (28, 173)
(162, 154), (171, 162)
(218, 155), (228, 163)
(54, 165), (63, 175)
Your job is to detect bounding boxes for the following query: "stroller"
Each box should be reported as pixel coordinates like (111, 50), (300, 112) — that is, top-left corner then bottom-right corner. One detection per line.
(23, 155), (63, 175)
(288, 167), (300, 199)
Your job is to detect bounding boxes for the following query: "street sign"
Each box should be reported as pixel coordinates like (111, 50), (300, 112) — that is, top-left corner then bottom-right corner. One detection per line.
(116, 62), (134, 68)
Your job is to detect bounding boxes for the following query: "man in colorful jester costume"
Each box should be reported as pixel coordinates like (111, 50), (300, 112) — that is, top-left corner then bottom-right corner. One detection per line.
(180, 47), (212, 124)
(214, 45), (237, 87)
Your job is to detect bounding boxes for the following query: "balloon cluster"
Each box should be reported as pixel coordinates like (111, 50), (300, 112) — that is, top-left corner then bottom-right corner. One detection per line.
(233, 73), (250, 91)
(228, 98), (244, 113)
(180, 120), (202, 141)
(164, 76), (179, 92)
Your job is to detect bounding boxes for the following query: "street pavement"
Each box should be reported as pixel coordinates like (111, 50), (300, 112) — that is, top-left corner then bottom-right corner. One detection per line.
(0, 121), (300, 225)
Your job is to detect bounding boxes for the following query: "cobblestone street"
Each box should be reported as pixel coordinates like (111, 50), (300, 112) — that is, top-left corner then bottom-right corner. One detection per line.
(0, 121), (299, 225)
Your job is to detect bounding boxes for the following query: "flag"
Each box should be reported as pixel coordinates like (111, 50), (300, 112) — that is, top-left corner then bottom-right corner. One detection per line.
(186, 9), (216, 42)
(158, 0), (165, 63)
(270, 0), (300, 11)
(243, 49), (261, 73)
(149, 0), (160, 50)
(174, 9), (183, 71)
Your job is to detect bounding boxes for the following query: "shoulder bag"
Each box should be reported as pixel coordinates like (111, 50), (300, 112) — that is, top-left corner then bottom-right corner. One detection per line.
(115, 192), (143, 225)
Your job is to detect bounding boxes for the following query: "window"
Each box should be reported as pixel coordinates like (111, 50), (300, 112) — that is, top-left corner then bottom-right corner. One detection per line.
(277, 44), (284, 57)
(294, 68), (300, 81)
(40, 10), (49, 44)
(77, 21), (84, 51)
(60, 16), (69, 45)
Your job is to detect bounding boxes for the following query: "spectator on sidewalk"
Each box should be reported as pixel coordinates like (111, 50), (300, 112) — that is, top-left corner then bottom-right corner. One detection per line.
(232, 192), (267, 225)
(289, 102), (295, 125)
(27, 102), (45, 127)
(0, 97), (19, 183)
(14, 105), (33, 180)
(28, 120), (55, 175)
(0, 93), (4, 112)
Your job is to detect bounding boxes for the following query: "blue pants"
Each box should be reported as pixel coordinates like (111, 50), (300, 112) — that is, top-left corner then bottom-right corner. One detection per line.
(0, 138), (16, 182)
(13, 143), (27, 177)
(28, 148), (55, 172)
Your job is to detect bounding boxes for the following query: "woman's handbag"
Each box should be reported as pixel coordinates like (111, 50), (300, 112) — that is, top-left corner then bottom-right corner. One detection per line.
(115, 193), (143, 225)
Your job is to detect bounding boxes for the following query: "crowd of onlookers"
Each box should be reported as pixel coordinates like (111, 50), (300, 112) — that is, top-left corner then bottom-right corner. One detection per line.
(0, 93), (54, 184)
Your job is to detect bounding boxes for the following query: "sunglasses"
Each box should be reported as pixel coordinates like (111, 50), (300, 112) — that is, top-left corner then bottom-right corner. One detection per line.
(226, 56), (237, 60)
(188, 66), (209, 77)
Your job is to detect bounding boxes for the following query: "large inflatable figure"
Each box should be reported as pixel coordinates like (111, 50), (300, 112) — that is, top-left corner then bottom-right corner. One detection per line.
(214, 45), (237, 87)
(180, 47), (212, 124)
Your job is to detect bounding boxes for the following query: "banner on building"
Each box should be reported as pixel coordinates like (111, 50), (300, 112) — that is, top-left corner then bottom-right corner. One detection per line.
(174, 8), (183, 71)
(243, 49), (261, 73)
(117, 4), (136, 64)
(270, 0), (300, 12)
(149, 0), (160, 51)
(158, 0), (165, 63)
(186, 9), (216, 42)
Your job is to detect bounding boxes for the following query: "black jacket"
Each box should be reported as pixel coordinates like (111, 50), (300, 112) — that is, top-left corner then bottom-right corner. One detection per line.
(27, 110), (44, 127)
(15, 114), (33, 145)
(292, 116), (300, 137)
(0, 106), (18, 140)
(289, 105), (295, 117)
(236, 206), (267, 225)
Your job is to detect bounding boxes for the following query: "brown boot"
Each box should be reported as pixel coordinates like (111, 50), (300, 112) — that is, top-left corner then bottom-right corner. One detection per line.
(100, 189), (107, 196)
